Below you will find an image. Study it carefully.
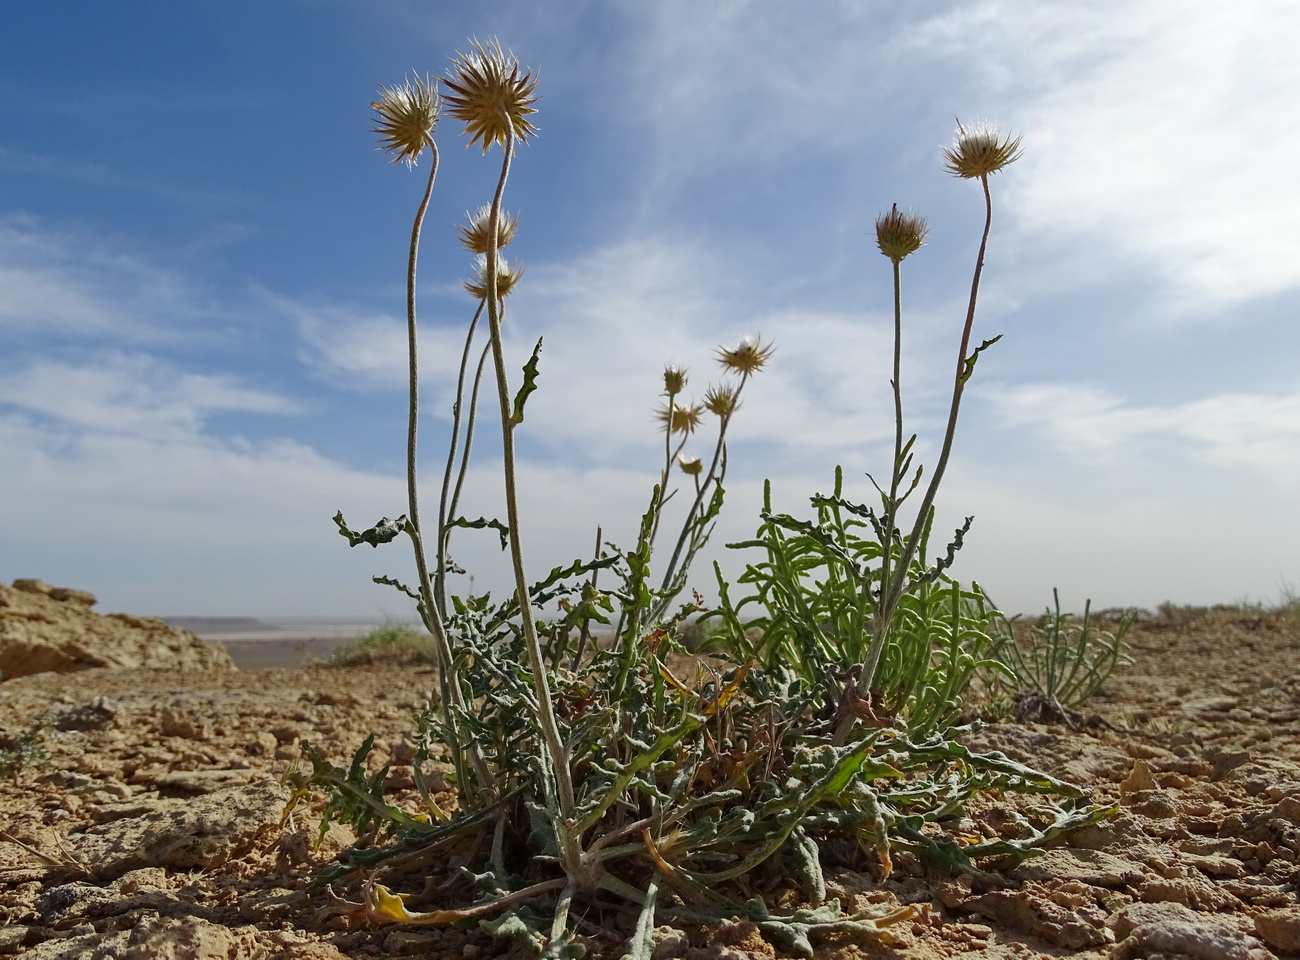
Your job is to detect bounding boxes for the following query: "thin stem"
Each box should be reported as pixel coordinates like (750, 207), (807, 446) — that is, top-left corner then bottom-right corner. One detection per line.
(648, 386), (680, 548)
(873, 257), (907, 658)
(482, 137), (580, 844)
(862, 174), (995, 692)
(398, 143), (492, 805)
(436, 299), (487, 611)
(447, 341), (492, 540)
(654, 373), (750, 604)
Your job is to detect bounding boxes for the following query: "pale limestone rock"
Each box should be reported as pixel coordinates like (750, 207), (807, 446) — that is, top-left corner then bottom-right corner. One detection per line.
(0, 580), (232, 680)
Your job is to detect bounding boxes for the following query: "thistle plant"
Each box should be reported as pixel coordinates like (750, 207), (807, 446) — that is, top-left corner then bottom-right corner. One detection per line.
(706, 120), (1022, 736)
(860, 120), (1022, 699)
(307, 76), (1110, 957)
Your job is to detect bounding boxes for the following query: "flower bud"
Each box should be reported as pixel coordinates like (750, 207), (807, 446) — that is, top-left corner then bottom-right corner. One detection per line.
(875, 203), (928, 264)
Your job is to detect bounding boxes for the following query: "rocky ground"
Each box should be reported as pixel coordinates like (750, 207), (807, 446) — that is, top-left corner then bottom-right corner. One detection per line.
(1, 601), (1298, 959)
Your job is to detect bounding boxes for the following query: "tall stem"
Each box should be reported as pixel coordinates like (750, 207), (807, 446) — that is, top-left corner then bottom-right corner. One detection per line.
(482, 138), (579, 842)
(399, 144), (492, 805)
(873, 258), (907, 658)
(436, 299), (487, 611)
(862, 174), (995, 691)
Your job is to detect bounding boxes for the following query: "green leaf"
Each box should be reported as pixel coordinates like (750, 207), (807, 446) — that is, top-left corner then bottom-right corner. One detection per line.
(373, 575), (420, 601)
(960, 334), (1002, 385)
(511, 336), (543, 424)
(333, 511), (407, 548)
(449, 515), (511, 551)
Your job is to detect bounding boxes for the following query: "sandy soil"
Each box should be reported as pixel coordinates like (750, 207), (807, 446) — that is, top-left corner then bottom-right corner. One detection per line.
(1, 607), (1297, 958)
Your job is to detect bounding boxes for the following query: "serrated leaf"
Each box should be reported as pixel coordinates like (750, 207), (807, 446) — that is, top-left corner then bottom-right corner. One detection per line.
(333, 511), (407, 548)
(511, 337), (543, 424)
(449, 515), (511, 551)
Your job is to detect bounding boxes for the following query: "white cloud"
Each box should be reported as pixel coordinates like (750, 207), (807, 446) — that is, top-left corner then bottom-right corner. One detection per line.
(0, 215), (217, 339)
(621, 2), (1300, 311)
(934, 0), (1300, 310)
(0, 353), (298, 440)
(990, 380), (1300, 489)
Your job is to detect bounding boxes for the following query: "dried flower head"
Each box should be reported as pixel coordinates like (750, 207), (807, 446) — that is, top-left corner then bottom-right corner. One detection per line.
(875, 203), (929, 263)
(655, 401), (704, 436)
(371, 74), (439, 167)
(703, 384), (740, 418)
(941, 119), (1023, 179)
(677, 454), (704, 476)
(458, 205), (519, 254)
(463, 254), (524, 300)
(443, 37), (539, 154)
(663, 365), (687, 395)
(716, 335), (774, 376)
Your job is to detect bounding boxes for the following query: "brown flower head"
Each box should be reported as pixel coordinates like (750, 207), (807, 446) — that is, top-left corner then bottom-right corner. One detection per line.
(370, 74), (439, 167)
(655, 401), (704, 436)
(703, 384), (740, 418)
(941, 119), (1023, 179)
(443, 37), (539, 154)
(716, 335), (774, 376)
(677, 454), (704, 476)
(457, 205), (520, 254)
(662, 365), (687, 395)
(875, 203), (928, 263)
(463, 254), (524, 300)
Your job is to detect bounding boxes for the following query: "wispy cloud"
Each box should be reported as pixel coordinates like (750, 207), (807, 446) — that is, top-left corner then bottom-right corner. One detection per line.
(919, 0), (1300, 311)
(0, 353), (298, 439)
(991, 380), (1300, 489)
(0, 215), (228, 341)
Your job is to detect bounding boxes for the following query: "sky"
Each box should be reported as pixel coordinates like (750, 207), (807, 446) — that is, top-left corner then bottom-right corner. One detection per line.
(3, 1), (1299, 621)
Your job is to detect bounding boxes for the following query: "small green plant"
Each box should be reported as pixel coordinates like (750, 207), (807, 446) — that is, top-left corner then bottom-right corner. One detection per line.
(704, 469), (1005, 739)
(330, 621), (429, 665)
(0, 720), (51, 779)
(988, 589), (1135, 724)
(295, 44), (1112, 957)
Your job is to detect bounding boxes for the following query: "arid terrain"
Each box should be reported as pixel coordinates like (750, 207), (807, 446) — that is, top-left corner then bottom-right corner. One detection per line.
(1, 599), (1298, 959)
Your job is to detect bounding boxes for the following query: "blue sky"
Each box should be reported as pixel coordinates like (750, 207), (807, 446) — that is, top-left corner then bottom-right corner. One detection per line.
(3, 1), (1299, 619)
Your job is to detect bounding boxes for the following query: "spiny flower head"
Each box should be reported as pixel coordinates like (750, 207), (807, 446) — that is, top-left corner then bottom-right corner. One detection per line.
(458, 205), (519, 254)
(677, 454), (704, 476)
(703, 384), (740, 418)
(464, 254), (524, 300)
(662, 365), (687, 395)
(941, 119), (1023, 179)
(370, 74), (439, 167)
(655, 400), (704, 436)
(716, 335), (775, 376)
(443, 37), (539, 154)
(875, 203), (929, 263)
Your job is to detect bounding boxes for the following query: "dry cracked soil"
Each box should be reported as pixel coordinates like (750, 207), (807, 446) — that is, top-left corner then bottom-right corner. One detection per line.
(1, 606), (1298, 959)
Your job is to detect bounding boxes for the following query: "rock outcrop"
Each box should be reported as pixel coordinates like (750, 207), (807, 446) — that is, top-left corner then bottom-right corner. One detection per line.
(0, 579), (233, 681)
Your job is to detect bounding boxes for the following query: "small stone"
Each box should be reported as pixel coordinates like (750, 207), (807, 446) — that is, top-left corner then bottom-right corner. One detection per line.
(0, 925), (28, 952)
(1271, 795), (1300, 825)
(1255, 906), (1300, 953)
(48, 587), (97, 606)
(11, 579), (54, 596)
(152, 769), (256, 794)
(1114, 916), (1272, 960)
(1181, 696), (1240, 715)
(390, 736), (419, 765)
(55, 696), (119, 731)
(1010, 848), (1145, 888)
(1120, 759), (1159, 798)
(249, 731), (280, 757)
(159, 705), (210, 741)
(63, 778), (287, 879)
